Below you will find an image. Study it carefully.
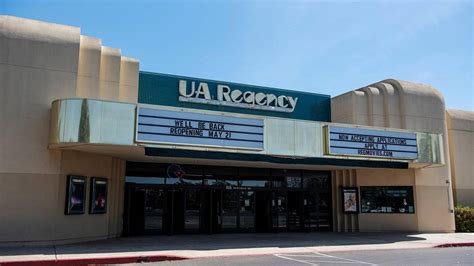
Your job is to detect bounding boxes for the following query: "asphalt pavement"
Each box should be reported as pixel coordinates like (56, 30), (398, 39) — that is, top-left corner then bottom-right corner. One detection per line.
(145, 247), (474, 266)
(1, 232), (473, 265)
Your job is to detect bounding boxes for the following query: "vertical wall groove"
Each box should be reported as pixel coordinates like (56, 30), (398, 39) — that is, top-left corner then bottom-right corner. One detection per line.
(332, 169), (358, 232)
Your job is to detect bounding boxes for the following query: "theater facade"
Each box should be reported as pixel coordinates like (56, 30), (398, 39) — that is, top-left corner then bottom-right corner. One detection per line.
(1, 16), (473, 245)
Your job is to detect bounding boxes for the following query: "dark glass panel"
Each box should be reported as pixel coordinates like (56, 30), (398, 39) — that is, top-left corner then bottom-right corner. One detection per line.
(239, 168), (270, 187)
(144, 188), (164, 232)
(184, 190), (201, 230)
(203, 166), (239, 187)
(240, 191), (255, 229)
(222, 190), (239, 229)
(126, 176), (165, 185)
(166, 164), (203, 185)
(360, 186), (415, 214)
(302, 171), (330, 190)
(274, 191), (287, 229)
(318, 192), (331, 212)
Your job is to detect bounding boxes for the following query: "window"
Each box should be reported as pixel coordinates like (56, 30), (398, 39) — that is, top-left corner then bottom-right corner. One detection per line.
(239, 168), (270, 188)
(167, 164), (203, 185)
(360, 186), (415, 214)
(203, 166), (238, 187)
(302, 172), (330, 189)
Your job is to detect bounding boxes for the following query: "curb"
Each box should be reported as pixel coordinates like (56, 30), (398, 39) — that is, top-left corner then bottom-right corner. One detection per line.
(2, 242), (473, 265)
(0, 255), (188, 266)
(434, 242), (474, 248)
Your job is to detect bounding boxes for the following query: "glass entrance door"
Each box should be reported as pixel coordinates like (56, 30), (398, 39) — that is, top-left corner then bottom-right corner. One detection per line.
(287, 191), (303, 231)
(221, 190), (239, 231)
(240, 191), (255, 231)
(184, 189), (201, 233)
(273, 191), (288, 232)
(144, 189), (165, 234)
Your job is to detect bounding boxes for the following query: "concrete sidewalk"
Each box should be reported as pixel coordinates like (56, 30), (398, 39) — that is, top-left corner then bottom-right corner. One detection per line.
(0, 232), (473, 265)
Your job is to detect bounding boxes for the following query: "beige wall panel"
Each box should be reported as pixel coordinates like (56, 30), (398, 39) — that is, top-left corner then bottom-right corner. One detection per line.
(107, 158), (126, 237)
(99, 47), (121, 100)
(77, 36), (101, 77)
(0, 173), (60, 242)
(414, 184), (454, 232)
(447, 109), (474, 207)
(0, 65), (77, 174)
(0, 16), (80, 175)
(450, 130), (474, 206)
(331, 92), (354, 123)
(60, 150), (114, 176)
(363, 87), (385, 127)
(119, 84), (138, 103)
(352, 91), (369, 125)
(76, 77), (100, 99)
(0, 16), (80, 72)
(395, 81), (446, 121)
(368, 114), (386, 128)
(358, 214), (418, 232)
(356, 168), (415, 186)
(449, 109), (474, 130)
(119, 57), (139, 103)
(99, 81), (120, 101)
(456, 189), (474, 207)
(352, 115), (369, 125)
(76, 36), (101, 98)
(386, 115), (402, 129)
(331, 91), (369, 125)
(376, 83), (401, 128)
(404, 117), (445, 134)
(414, 166), (454, 232)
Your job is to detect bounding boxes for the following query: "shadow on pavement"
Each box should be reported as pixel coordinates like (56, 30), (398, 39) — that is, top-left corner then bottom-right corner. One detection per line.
(0, 232), (426, 256)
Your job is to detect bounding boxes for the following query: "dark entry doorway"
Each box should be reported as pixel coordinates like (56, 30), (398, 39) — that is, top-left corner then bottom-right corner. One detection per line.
(123, 164), (332, 236)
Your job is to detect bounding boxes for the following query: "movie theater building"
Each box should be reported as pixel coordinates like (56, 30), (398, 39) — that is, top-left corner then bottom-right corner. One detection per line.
(1, 16), (473, 245)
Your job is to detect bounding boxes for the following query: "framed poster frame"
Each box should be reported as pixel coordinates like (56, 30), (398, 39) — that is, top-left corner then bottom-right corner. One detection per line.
(341, 187), (359, 214)
(89, 177), (108, 214)
(65, 175), (87, 215)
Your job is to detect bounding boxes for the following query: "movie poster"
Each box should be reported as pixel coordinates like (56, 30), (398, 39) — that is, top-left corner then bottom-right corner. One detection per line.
(65, 175), (87, 215)
(90, 177), (108, 214)
(342, 187), (359, 214)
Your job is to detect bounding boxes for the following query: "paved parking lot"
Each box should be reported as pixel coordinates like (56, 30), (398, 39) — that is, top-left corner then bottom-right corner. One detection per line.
(1, 232), (473, 265)
(151, 247), (474, 266)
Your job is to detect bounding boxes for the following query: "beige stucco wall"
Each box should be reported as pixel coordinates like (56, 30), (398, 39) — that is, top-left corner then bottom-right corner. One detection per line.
(331, 79), (455, 232)
(447, 109), (474, 207)
(0, 16), (138, 245)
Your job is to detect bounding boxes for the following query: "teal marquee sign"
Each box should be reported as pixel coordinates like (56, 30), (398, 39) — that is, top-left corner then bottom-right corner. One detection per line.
(138, 72), (331, 122)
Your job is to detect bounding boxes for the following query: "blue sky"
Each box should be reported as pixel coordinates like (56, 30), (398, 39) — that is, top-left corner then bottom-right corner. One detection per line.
(3, 0), (473, 110)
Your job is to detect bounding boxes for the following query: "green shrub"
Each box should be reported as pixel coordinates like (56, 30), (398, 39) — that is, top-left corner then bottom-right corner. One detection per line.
(455, 206), (474, 232)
